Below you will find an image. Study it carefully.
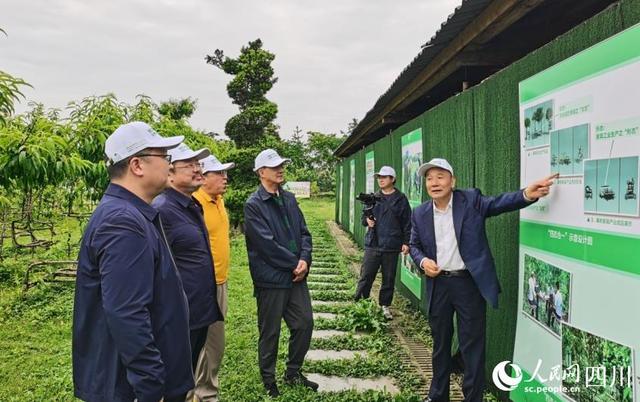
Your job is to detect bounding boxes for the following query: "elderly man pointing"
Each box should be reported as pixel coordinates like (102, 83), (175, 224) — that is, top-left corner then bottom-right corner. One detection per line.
(410, 158), (557, 402)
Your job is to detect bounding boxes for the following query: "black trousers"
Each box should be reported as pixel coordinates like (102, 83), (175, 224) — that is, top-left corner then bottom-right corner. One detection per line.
(428, 274), (486, 402)
(255, 282), (314, 384)
(354, 248), (399, 306)
(190, 326), (209, 372)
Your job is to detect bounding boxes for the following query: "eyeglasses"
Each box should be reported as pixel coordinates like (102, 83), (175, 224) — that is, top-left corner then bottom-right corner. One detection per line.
(173, 162), (205, 170)
(137, 154), (172, 163)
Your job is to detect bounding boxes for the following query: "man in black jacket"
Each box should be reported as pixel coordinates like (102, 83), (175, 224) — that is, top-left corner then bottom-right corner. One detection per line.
(354, 166), (411, 320)
(244, 148), (317, 398)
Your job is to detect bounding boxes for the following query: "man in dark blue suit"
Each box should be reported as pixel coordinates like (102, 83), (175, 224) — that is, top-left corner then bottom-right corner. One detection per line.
(409, 158), (556, 402)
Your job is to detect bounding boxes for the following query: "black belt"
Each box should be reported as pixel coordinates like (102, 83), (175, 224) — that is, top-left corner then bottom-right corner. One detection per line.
(440, 269), (470, 278)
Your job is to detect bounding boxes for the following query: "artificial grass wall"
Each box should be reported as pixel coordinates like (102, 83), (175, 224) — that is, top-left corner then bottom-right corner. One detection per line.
(335, 0), (639, 390)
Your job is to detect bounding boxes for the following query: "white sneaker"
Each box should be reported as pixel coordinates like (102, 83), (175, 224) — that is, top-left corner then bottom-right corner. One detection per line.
(382, 306), (393, 320)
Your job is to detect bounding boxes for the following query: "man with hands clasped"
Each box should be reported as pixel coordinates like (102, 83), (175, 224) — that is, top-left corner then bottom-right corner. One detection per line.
(243, 149), (318, 398)
(409, 158), (557, 402)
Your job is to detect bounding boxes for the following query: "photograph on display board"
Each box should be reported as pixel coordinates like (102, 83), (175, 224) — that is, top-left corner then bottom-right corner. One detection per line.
(524, 99), (554, 148)
(522, 254), (571, 337)
(550, 123), (590, 176)
(584, 156), (639, 216)
(562, 323), (635, 402)
(365, 151), (375, 193)
(399, 129), (423, 298)
(349, 160), (356, 232)
(401, 130), (423, 208)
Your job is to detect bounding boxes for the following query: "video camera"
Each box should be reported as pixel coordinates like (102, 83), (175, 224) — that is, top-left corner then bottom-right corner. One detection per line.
(356, 192), (383, 221)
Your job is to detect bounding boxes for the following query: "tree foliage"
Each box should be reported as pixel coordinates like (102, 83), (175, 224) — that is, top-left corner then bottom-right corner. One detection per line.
(0, 71), (31, 126)
(206, 39), (279, 147)
(157, 97), (197, 120)
(0, 94), (224, 218)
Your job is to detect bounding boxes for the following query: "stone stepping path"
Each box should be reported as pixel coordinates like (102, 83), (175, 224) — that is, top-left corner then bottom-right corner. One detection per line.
(308, 274), (341, 282)
(308, 283), (351, 290)
(311, 288), (351, 294)
(306, 349), (368, 361)
(309, 279), (349, 285)
(312, 329), (364, 339)
(310, 268), (342, 272)
(311, 300), (349, 307)
(312, 265), (340, 270)
(303, 220), (409, 398)
(306, 374), (400, 395)
(313, 312), (337, 320)
(311, 268), (341, 274)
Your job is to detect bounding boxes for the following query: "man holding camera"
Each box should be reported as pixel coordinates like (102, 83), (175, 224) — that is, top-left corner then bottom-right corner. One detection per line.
(354, 166), (411, 320)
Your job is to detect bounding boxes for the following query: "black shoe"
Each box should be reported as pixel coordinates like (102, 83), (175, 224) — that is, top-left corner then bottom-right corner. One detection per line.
(264, 382), (280, 398)
(283, 372), (319, 391)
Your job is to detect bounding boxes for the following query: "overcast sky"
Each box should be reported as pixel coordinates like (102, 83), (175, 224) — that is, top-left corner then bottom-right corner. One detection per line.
(2, 0), (459, 139)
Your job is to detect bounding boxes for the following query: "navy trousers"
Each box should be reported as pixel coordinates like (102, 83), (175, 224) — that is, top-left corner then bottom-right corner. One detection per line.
(428, 273), (486, 402)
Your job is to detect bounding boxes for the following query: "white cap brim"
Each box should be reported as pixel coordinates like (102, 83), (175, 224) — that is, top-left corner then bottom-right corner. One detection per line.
(417, 162), (452, 177)
(203, 162), (235, 174)
(253, 157), (291, 171)
(148, 135), (184, 151)
(172, 147), (211, 163)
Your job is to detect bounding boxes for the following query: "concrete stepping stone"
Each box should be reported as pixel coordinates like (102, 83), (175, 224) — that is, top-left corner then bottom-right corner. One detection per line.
(313, 270), (342, 276)
(310, 272), (342, 278)
(305, 349), (369, 361)
(311, 329), (364, 339)
(310, 290), (352, 301)
(311, 288), (352, 294)
(311, 300), (349, 307)
(313, 312), (337, 320)
(306, 374), (400, 395)
(313, 263), (339, 268)
(309, 283), (350, 289)
(308, 274), (341, 281)
(312, 266), (340, 271)
(309, 280), (345, 284)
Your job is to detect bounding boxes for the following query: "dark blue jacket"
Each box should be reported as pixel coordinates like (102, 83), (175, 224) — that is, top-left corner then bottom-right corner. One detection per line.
(153, 188), (221, 330)
(362, 189), (411, 252)
(409, 188), (534, 309)
(73, 184), (193, 402)
(244, 185), (312, 289)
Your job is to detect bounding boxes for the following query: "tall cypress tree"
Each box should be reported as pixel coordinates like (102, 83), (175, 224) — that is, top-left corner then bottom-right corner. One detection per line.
(206, 39), (278, 147)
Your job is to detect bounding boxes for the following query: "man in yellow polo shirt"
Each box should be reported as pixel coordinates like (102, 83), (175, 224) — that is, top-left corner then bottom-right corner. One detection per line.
(192, 154), (235, 402)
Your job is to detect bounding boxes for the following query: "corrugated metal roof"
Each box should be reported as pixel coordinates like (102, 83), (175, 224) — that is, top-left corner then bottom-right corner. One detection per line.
(337, 0), (493, 156)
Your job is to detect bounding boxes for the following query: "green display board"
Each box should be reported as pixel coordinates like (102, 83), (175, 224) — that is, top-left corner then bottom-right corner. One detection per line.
(509, 24), (640, 402)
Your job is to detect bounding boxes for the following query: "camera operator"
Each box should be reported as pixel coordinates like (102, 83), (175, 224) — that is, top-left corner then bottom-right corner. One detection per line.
(354, 166), (411, 320)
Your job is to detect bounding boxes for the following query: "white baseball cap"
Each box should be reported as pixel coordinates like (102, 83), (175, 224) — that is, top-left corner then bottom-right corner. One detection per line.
(168, 143), (210, 163)
(417, 158), (454, 177)
(253, 149), (291, 172)
(201, 155), (235, 174)
(104, 121), (184, 165)
(374, 166), (396, 178)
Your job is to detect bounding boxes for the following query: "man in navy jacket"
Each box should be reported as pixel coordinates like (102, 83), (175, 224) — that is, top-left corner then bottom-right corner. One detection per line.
(153, 143), (222, 378)
(409, 158), (556, 402)
(244, 149), (316, 398)
(73, 122), (193, 402)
